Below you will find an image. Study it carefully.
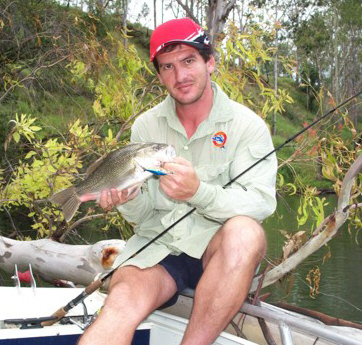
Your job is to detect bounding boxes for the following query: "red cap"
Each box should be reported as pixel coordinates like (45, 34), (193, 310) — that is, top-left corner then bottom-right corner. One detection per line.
(150, 18), (210, 62)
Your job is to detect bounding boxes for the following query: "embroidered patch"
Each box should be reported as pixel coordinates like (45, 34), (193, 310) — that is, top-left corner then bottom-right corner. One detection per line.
(212, 131), (227, 148)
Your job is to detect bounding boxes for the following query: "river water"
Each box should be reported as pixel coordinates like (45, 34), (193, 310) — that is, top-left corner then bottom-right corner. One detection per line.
(262, 194), (362, 323)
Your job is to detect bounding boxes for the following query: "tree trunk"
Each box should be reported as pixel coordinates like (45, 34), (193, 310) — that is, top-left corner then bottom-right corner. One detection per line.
(96, 0), (104, 14)
(153, 0), (157, 29)
(272, 0), (279, 136)
(173, 0), (236, 47)
(122, 0), (129, 47)
(333, 15), (339, 105)
(205, 0), (237, 44)
(0, 238), (126, 286)
(161, 0), (164, 23)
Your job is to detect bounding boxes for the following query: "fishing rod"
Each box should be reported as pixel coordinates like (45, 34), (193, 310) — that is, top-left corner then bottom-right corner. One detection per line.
(42, 89), (362, 327)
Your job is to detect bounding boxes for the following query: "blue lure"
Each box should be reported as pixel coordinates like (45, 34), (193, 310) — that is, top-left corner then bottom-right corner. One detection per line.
(144, 168), (168, 176)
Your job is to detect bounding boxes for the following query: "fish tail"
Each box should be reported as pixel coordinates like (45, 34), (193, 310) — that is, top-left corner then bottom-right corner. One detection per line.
(50, 186), (81, 223)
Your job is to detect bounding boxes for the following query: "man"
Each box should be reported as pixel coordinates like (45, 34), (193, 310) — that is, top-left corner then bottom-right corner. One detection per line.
(79, 18), (277, 345)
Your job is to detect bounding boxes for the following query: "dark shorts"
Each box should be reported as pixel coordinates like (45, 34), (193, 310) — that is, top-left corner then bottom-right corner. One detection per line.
(158, 252), (204, 308)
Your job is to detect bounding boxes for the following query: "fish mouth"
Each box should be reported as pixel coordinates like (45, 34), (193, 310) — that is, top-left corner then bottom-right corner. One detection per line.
(148, 144), (176, 164)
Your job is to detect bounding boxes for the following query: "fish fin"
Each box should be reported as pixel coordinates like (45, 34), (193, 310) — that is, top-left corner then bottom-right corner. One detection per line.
(50, 186), (81, 223)
(86, 155), (106, 176)
(126, 182), (143, 198)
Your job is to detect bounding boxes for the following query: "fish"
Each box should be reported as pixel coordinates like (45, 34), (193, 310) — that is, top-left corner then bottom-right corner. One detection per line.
(50, 142), (176, 222)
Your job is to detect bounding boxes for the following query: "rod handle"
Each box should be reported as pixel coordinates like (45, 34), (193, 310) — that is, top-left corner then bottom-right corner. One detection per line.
(41, 307), (66, 327)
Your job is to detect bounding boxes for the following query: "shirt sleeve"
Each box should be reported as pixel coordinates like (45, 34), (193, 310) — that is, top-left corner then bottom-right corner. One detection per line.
(187, 121), (277, 223)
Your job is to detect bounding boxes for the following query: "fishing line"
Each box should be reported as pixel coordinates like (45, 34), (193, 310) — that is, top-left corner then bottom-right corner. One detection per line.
(43, 89), (362, 326)
(292, 272), (362, 313)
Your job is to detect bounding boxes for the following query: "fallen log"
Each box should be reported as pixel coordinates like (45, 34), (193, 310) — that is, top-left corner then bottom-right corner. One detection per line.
(0, 237), (126, 286)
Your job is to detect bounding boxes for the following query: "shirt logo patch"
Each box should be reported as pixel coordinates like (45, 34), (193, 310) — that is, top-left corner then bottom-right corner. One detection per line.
(212, 131), (227, 148)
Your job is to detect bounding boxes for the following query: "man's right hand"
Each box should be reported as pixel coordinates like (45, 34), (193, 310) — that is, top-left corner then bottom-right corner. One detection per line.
(98, 185), (141, 211)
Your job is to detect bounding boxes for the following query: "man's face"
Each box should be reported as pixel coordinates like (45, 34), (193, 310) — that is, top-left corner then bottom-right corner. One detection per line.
(156, 45), (215, 106)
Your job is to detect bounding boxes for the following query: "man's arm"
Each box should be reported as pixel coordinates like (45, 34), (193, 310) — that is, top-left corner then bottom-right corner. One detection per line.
(161, 127), (277, 223)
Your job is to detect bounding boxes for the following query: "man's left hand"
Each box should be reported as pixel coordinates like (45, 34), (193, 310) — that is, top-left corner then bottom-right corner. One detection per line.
(160, 157), (199, 201)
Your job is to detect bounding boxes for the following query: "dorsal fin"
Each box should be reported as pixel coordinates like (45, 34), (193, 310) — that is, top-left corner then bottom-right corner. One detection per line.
(86, 155), (106, 176)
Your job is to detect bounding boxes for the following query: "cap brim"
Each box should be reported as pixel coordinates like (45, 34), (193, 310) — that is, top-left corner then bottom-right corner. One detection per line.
(151, 40), (209, 62)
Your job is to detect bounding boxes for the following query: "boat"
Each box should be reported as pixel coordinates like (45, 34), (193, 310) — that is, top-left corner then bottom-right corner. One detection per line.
(0, 284), (255, 345)
(166, 290), (362, 345)
(1, 281), (361, 345)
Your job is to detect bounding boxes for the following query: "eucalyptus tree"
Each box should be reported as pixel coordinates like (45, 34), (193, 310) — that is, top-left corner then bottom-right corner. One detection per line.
(330, 0), (362, 128)
(170, 0), (237, 44)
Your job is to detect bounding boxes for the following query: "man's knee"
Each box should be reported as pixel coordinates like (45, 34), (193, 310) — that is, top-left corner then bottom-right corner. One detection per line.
(107, 264), (177, 314)
(206, 216), (266, 269)
(108, 265), (139, 291)
(104, 267), (141, 311)
(224, 216), (266, 255)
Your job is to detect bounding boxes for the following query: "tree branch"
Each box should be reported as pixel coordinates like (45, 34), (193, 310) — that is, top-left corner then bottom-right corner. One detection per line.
(250, 153), (362, 292)
(58, 212), (118, 242)
(0, 54), (71, 104)
(173, 0), (199, 24)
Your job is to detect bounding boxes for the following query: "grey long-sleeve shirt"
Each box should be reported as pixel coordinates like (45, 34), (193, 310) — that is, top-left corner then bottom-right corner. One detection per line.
(113, 82), (277, 268)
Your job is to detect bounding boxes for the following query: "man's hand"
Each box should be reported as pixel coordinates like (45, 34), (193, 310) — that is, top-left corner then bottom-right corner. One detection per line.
(160, 157), (199, 201)
(98, 185), (141, 211)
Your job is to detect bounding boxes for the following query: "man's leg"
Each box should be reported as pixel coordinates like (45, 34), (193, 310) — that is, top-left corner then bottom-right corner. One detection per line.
(181, 215), (266, 345)
(78, 264), (177, 345)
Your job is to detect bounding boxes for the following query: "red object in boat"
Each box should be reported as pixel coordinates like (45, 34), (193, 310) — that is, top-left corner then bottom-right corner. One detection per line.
(17, 270), (31, 284)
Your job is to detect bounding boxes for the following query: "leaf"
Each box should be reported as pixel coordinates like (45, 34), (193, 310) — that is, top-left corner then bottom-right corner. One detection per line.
(13, 131), (20, 143)
(30, 126), (42, 132)
(25, 151), (37, 159)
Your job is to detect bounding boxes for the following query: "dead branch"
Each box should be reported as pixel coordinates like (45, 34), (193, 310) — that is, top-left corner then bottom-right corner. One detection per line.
(250, 153), (362, 292)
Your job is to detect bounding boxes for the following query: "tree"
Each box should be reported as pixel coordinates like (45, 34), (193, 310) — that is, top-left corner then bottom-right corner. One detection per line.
(136, 2), (150, 24)
(280, 0), (362, 127)
(172, 0), (237, 45)
(272, 0), (280, 135)
(331, 0), (362, 128)
(153, 0), (157, 28)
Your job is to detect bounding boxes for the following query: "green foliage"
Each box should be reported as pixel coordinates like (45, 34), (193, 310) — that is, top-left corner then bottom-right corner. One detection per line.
(0, 2), (360, 244)
(4, 113), (41, 148)
(214, 23), (294, 121)
(1, 113), (131, 239)
(0, 29), (162, 240)
(92, 42), (154, 120)
(297, 187), (328, 231)
(295, 13), (331, 56)
(287, 111), (361, 231)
